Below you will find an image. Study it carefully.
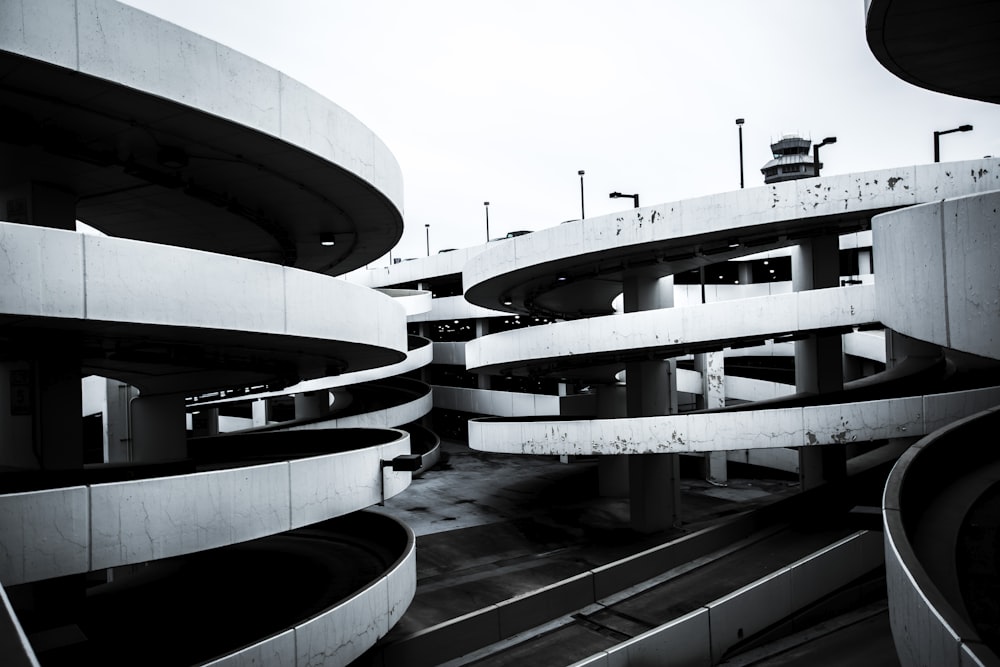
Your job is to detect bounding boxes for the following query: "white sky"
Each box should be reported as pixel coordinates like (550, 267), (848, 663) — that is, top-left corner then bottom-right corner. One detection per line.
(121, 0), (999, 264)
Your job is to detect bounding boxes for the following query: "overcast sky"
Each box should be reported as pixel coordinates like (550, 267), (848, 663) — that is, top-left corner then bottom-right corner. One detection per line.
(122, 0), (999, 264)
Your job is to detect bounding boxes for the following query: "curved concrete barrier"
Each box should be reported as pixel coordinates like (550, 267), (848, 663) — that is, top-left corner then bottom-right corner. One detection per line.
(0, 431), (411, 584)
(572, 530), (882, 667)
(468, 386), (1000, 456)
(874, 189), (1000, 361)
(883, 406), (1000, 667)
(201, 513), (416, 667)
(466, 286), (876, 374)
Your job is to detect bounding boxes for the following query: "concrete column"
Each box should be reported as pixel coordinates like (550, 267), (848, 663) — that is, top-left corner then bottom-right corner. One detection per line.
(623, 273), (680, 532)
(107, 380), (136, 464)
(792, 237), (845, 488)
(694, 351), (727, 484)
(187, 406), (219, 437)
(858, 249), (873, 276)
(737, 262), (753, 285)
(596, 383), (628, 497)
(251, 399), (271, 427)
(476, 318), (491, 390)
(203, 408), (220, 436)
(294, 391), (328, 420)
(131, 393), (187, 462)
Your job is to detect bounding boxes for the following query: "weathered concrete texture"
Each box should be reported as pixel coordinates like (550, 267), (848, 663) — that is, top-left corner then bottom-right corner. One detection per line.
(0, 0), (401, 210)
(466, 286), (876, 373)
(468, 386), (1000, 456)
(0, 486), (89, 585)
(0, 223), (407, 369)
(432, 386), (563, 417)
(882, 406), (1000, 667)
(463, 160), (1000, 300)
(0, 435), (412, 584)
(874, 189), (1000, 360)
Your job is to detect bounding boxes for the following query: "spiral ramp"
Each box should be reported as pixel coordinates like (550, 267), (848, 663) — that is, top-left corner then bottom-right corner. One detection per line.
(865, 1), (1000, 665)
(460, 159), (999, 533)
(0, 1), (422, 665)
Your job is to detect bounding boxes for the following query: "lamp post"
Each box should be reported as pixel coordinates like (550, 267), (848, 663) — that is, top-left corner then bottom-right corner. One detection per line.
(578, 170), (586, 219)
(934, 124), (973, 162)
(736, 118), (745, 189)
(813, 136), (837, 177)
(609, 191), (639, 208)
(424, 223), (430, 256)
(484, 201), (490, 242)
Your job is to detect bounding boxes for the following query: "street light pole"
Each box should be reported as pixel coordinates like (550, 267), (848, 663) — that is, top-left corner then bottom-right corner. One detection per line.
(609, 191), (639, 208)
(813, 136), (837, 177)
(736, 118), (745, 189)
(578, 170), (586, 219)
(934, 124), (973, 162)
(425, 223), (430, 256)
(484, 201), (490, 242)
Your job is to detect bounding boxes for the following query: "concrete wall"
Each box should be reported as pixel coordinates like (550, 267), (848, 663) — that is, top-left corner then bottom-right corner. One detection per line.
(409, 294), (506, 323)
(0, 223), (407, 364)
(377, 289), (433, 317)
(874, 190), (1000, 360)
(193, 342), (433, 410)
(673, 280), (792, 307)
(432, 342), (466, 367)
(468, 386), (1000, 456)
(466, 286), (876, 373)
(376, 519), (881, 667)
(844, 329), (887, 363)
(463, 160), (1000, 297)
(572, 530), (882, 667)
(201, 515), (417, 667)
(349, 246), (482, 288)
(0, 434), (411, 584)
(274, 391), (432, 432)
(0, 0), (402, 211)
(432, 386), (563, 417)
(883, 407), (1000, 667)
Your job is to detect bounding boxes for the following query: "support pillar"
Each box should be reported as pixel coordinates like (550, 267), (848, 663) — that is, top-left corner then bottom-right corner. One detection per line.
(792, 237), (845, 488)
(252, 399), (271, 427)
(695, 351), (727, 484)
(294, 391), (328, 420)
(131, 393), (187, 462)
(476, 319), (491, 390)
(737, 262), (753, 285)
(623, 273), (680, 532)
(204, 408), (220, 436)
(107, 380), (136, 463)
(596, 383), (628, 496)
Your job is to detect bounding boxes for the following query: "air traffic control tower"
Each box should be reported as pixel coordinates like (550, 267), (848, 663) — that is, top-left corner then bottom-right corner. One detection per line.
(760, 135), (818, 183)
